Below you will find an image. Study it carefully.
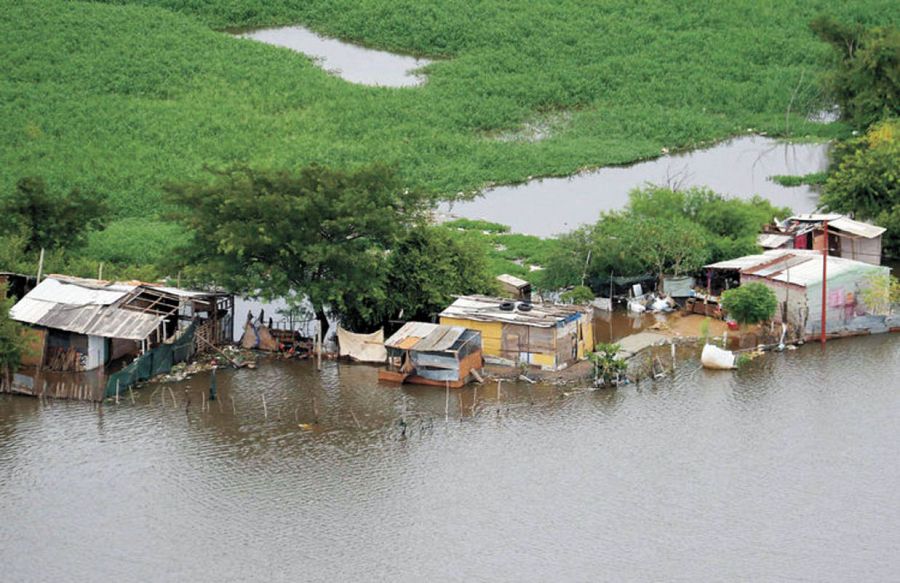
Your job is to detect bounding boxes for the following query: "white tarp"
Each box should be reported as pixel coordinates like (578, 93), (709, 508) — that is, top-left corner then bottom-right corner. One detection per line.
(337, 327), (387, 363)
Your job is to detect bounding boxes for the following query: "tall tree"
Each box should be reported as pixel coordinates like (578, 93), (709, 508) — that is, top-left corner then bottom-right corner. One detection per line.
(168, 164), (428, 335)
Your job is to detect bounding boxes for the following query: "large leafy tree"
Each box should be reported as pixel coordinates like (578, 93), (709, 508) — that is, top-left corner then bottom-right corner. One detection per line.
(810, 17), (899, 128)
(0, 177), (108, 253)
(168, 164), (429, 334)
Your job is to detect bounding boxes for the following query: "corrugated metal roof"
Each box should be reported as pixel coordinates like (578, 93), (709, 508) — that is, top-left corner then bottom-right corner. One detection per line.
(26, 277), (134, 306)
(705, 253), (777, 270)
(10, 276), (163, 340)
(11, 300), (162, 340)
(385, 322), (467, 351)
(757, 233), (792, 249)
(769, 255), (884, 287)
(828, 217), (886, 239)
(414, 325), (467, 352)
(440, 295), (586, 327)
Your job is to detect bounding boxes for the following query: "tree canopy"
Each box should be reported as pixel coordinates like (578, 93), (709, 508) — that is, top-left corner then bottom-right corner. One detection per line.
(822, 120), (900, 259)
(810, 16), (899, 128)
(541, 186), (789, 290)
(168, 164), (430, 332)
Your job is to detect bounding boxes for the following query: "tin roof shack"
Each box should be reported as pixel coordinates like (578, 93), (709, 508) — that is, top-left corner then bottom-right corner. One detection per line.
(758, 214), (886, 265)
(496, 274), (532, 301)
(9, 275), (233, 373)
(379, 322), (483, 388)
(440, 295), (594, 371)
(708, 251), (891, 338)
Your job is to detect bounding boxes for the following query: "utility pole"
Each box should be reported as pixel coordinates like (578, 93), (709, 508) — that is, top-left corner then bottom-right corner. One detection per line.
(821, 220), (828, 346)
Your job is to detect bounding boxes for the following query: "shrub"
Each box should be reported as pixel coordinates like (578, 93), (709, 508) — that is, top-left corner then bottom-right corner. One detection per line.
(721, 282), (778, 326)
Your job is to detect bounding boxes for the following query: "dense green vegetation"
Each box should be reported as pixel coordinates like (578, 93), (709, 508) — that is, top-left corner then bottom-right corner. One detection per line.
(168, 164), (495, 332)
(541, 187), (790, 290)
(440, 219), (560, 281)
(810, 17), (899, 128)
(822, 120), (900, 259)
(3, 0), (892, 269)
(0, 285), (24, 387)
(769, 172), (827, 187)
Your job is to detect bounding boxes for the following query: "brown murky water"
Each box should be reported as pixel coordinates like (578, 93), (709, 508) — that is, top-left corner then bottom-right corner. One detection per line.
(2, 334), (898, 581)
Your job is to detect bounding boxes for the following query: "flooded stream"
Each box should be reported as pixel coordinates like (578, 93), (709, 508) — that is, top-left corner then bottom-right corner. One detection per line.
(235, 26), (430, 87)
(444, 136), (829, 236)
(2, 334), (898, 581)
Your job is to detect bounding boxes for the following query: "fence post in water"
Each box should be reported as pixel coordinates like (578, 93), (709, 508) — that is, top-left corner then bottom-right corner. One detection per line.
(209, 367), (217, 401)
(262, 393), (268, 420)
(671, 342), (676, 371)
(445, 381), (450, 422)
(496, 379), (502, 415)
(115, 380), (120, 405)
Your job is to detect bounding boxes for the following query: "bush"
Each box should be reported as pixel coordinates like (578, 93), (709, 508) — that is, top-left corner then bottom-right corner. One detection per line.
(721, 282), (778, 326)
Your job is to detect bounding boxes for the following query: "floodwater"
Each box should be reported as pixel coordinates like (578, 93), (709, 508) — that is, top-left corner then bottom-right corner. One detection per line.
(443, 136), (829, 236)
(2, 334), (899, 581)
(235, 26), (430, 87)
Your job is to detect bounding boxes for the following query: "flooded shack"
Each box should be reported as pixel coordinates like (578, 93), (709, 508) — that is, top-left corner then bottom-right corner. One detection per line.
(707, 251), (894, 339)
(759, 214), (886, 265)
(5, 275), (233, 400)
(440, 295), (593, 371)
(379, 322), (483, 388)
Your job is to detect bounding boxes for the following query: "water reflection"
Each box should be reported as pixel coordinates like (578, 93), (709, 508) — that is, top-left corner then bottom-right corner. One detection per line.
(235, 26), (431, 87)
(443, 136), (830, 236)
(1, 335), (898, 581)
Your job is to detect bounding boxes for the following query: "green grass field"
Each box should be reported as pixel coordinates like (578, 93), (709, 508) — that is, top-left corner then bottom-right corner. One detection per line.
(1, 0), (893, 267)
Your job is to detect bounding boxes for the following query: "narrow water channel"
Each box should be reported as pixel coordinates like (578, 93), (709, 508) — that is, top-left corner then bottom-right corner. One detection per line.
(2, 334), (898, 581)
(235, 26), (430, 87)
(444, 136), (829, 236)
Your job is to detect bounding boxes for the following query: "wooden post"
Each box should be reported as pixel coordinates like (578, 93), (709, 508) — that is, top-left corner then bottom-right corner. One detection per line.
(445, 381), (450, 422)
(821, 220), (828, 346)
(115, 380), (120, 405)
(98, 262), (104, 281)
(670, 341), (676, 371)
(261, 393), (268, 420)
